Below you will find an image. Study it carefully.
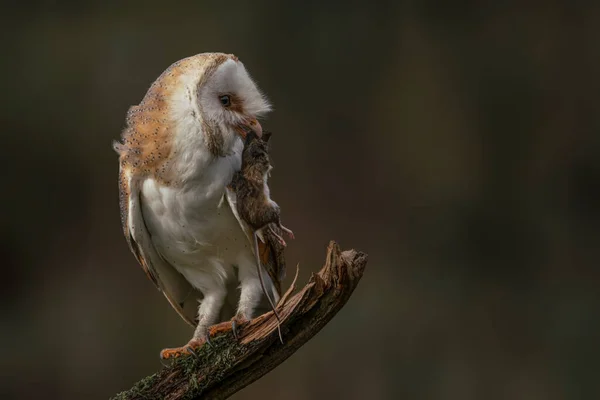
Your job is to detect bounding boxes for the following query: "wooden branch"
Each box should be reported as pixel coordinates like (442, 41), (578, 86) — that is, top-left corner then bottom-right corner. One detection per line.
(111, 241), (367, 400)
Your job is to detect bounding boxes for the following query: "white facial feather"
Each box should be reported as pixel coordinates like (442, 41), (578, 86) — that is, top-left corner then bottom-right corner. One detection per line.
(199, 59), (272, 125)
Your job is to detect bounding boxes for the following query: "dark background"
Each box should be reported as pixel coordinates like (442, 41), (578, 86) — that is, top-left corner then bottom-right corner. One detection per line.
(2, 1), (600, 399)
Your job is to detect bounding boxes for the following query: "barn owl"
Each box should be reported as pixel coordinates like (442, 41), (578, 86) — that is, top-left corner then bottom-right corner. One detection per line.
(114, 53), (284, 357)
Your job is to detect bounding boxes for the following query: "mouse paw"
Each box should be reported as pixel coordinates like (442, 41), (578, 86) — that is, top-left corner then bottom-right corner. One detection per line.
(269, 226), (288, 247)
(280, 225), (294, 240)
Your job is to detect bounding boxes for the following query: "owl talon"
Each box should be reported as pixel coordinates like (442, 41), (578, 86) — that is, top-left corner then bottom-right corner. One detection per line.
(231, 315), (249, 341)
(205, 329), (213, 348)
(185, 344), (199, 359)
(159, 356), (171, 367)
(232, 320), (239, 340)
(186, 337), (208, 355)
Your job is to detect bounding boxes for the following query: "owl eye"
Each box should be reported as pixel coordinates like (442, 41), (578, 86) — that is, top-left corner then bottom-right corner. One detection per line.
(219, 95), (231, 107)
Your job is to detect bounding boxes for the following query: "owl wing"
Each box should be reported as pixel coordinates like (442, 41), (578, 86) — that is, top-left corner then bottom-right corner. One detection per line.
(225, 186), (286, 299)
(119, 165), (202, 327)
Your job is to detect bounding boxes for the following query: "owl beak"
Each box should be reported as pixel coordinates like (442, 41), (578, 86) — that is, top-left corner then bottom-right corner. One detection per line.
(235, 118), (263, 139)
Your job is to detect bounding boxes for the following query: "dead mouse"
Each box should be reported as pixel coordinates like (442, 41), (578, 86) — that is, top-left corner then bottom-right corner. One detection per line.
(229, 131), (294, 342)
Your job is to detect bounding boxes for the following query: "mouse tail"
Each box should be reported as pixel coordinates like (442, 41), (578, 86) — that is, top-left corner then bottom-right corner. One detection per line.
(253, 232), (283, 344)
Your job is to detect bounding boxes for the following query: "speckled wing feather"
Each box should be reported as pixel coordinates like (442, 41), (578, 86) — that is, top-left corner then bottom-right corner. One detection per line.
(118, 164), (203, 326)
(225, 187), (286, 299)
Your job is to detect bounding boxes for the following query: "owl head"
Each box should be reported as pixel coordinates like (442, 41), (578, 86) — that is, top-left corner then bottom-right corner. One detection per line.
(117, 53), (272, 181)
(198, 55), (271, 136)
(169, 53), (271, 152)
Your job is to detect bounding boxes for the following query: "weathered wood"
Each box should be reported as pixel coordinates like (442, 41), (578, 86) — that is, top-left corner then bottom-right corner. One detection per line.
(112, 241), (368, 400)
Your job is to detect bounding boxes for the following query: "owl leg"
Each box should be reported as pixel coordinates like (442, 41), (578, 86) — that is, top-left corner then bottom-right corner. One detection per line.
(230, 236), (283, 343)
(192, 288), (227, 340)
(160, 272), (227, 359)
(231, 247), (274, 339)
(235, 256), (264, 320)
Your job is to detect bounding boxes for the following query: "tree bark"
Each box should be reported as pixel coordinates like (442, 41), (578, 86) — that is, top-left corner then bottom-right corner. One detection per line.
(111, 241), (368, 400)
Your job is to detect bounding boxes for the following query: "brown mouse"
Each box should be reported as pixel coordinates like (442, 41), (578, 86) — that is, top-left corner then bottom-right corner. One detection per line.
(230, 131), (294, 246)
(229, 131), (294, 342)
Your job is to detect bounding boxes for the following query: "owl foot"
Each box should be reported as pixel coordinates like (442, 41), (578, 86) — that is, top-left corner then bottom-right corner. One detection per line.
(159, 329), (212, 360)
(160, 338), (205, 360)
(184, 338), (208, 359)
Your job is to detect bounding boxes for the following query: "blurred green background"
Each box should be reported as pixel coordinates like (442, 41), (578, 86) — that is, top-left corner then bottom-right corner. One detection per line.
(2, 1), (600, 399)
